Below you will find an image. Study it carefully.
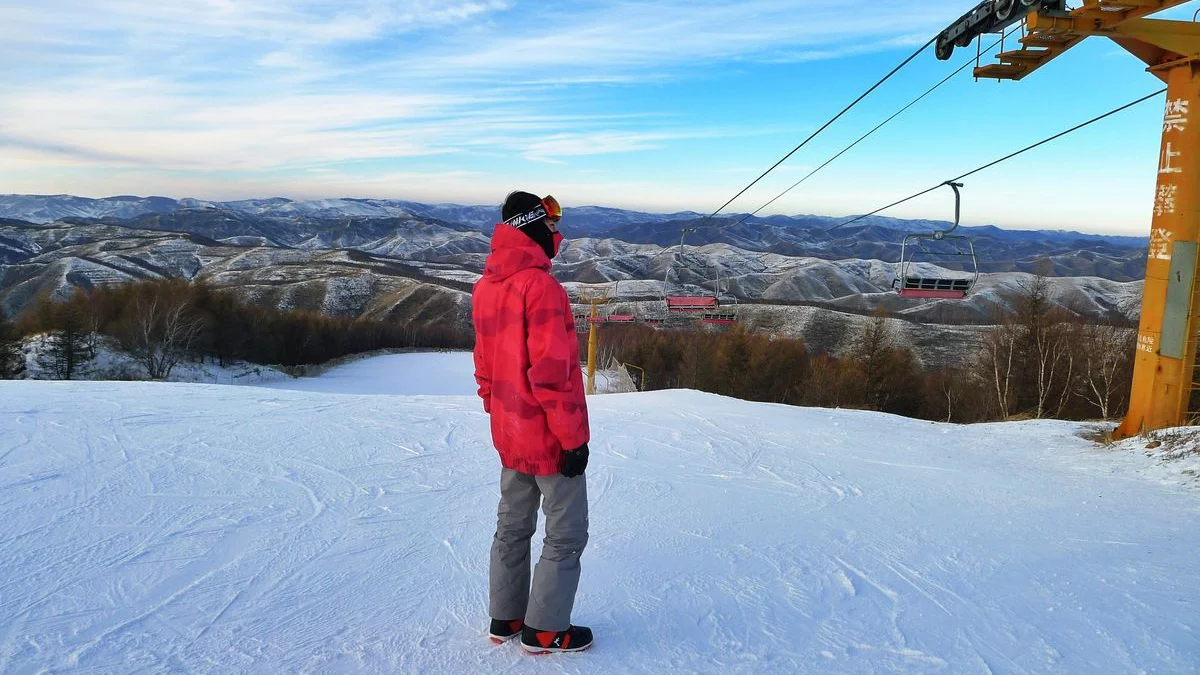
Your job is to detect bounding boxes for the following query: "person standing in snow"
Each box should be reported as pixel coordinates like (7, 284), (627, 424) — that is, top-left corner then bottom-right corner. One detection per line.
(472, 190), (593, 654)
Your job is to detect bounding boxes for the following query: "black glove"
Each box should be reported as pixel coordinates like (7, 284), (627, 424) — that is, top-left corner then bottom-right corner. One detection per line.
(560, 443), (589, 478)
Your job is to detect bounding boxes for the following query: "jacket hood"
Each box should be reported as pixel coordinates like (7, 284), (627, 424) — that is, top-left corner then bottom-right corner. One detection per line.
(482, 223), (553, 282)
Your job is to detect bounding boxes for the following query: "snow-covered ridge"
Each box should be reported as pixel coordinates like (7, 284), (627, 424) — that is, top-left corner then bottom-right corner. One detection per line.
(0, 193), (1152, 285)
(0, 195), (500, 229)
(0, 194), (179, 223)
(0, 193), (1144, 245)
(0, 352), (1196, 673)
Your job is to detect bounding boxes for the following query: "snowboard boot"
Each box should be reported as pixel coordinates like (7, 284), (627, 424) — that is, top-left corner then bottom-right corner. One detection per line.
(520, 624), (594, 654)
(488, 618), (524, 644)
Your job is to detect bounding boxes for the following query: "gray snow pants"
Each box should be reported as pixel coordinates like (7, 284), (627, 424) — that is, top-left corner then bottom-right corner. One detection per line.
(489, 467), (589, 632)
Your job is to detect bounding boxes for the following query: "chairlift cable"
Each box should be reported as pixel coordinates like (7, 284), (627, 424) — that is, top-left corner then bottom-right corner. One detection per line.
(827, 88), (1166, 232)
(714, 30), (1015, 230)
(703, 36), (937, 222)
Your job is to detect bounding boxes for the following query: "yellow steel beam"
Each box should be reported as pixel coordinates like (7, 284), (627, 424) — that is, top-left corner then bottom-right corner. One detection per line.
(1116, 18), (1200, 53)
(973, 0), (1192, 80)
(1109, 19), (1200, 79)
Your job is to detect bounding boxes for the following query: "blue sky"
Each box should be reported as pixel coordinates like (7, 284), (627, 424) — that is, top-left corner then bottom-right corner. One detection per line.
(0, 1), (1189, 234)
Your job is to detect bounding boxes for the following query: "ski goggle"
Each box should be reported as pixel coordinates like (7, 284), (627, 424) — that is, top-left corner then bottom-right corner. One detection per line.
(542, 195), (561, 222)
(504, 195), (562, 228)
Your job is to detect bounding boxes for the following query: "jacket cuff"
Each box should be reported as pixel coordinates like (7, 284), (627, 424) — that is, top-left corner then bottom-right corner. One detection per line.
(555, 428), (589, 453)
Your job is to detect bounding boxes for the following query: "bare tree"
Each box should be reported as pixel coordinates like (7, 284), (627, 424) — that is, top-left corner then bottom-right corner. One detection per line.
(1074, 323), (1136, 419)
(1052, 330), (1076, 419)
(1031, 316), (1072, 418)
(82, 307), (103, 361)
(925, 368), (968, 423)
(978, 318), (1021, 419)
(130, 289), (203, 379)
(1010, 272), (1079, 418)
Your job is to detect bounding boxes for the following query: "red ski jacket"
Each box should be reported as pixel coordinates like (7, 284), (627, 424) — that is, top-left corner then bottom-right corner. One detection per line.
(472, 224), (590, 475)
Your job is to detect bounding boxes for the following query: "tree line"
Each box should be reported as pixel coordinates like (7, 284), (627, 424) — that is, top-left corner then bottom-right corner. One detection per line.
(1, 275), (1139, 424)
(0, 279), (472, 380)
(596, 276), (1137, 423)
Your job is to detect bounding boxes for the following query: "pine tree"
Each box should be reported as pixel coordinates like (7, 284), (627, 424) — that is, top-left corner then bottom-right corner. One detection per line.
(849, 308), (911, 410)
(718, 326), (752, 399)
(0, 307), (25, 379)
(37, 302), (90, 380)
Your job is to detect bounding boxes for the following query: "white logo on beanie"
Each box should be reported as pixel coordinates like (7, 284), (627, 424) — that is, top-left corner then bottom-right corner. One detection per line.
(504, 205), (548, 228)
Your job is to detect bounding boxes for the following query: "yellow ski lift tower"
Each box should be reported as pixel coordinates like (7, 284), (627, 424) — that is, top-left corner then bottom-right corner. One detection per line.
(577, 284), (612, 395)
(937, 0), (1200, 437)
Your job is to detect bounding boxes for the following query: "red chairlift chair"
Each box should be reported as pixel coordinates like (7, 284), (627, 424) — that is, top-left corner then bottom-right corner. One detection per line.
(701, 265), (739, 325)
(666, 295), (719, 312)
(702, 304), (738, 325)
(663, 229), (728, 314)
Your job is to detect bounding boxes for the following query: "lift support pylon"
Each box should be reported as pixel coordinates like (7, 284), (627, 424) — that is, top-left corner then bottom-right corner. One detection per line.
(944, 0), (1200, 437)
(577, 285), (611, 395)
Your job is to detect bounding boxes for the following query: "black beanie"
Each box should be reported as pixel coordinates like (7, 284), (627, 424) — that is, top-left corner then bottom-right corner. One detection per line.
(502, 190), (557, 259)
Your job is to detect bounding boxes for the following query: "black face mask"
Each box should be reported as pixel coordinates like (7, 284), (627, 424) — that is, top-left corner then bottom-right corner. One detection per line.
(521, 219), (563, 259)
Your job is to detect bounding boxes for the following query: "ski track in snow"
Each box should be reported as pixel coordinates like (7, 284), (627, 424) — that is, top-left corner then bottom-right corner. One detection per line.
(0, 354), (1198, 673)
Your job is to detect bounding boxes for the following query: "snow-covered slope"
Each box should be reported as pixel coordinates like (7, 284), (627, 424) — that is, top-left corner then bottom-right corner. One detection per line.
(1, 353), (1197, 673)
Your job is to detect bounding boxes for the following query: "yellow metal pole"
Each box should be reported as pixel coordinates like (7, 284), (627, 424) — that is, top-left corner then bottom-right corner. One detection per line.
(578, 284), (611, 396)
(1116, 58), (1200, 438)
(586, 302), (598, 395)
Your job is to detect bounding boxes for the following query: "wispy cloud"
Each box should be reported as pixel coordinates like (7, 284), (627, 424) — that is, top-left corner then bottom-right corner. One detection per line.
(422, 2), (948, 76)
(3, 1), (1024, 215)
(2, 1), (514, 50)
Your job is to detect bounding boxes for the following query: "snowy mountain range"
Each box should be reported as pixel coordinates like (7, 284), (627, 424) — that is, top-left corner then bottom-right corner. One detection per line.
(0, 194), (694, 233)
(0, 194), (1147, 368)
(0, 194), (1148, 278)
